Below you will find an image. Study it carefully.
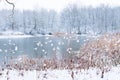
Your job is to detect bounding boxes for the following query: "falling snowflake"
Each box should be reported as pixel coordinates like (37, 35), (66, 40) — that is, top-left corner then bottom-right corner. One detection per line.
(3, 44), (7, 46)
(76, 40), (80, 43)
(40, 44), (43, 47)
(4, 50), (8, 53)
(45, 42), (48, 44)
(44, 52), (47, 55)
(36, 42), (41, 46)
(52, 48), (56, 51)
(45, 37), (49, 40)
(34, 48), (37, 50)
(62, 42), (64, 45)
(15, 46), (18, 51)
(58, 42), (61, 45)
(51, 43), (54, 46)
(0, 49), (2, 52)
(49, 40), (52, 43)
(57, 46), (60, 50)
(42, 49), (45, 52)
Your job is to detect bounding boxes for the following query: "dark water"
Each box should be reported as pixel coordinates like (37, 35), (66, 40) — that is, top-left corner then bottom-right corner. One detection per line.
(0, 35), (90, 65)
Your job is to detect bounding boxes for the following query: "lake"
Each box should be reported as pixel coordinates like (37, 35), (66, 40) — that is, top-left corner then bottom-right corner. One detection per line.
(0, 35), (91, 66)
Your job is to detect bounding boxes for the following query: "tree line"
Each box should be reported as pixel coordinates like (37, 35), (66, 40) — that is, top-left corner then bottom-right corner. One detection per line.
(0, 5), (120, 35)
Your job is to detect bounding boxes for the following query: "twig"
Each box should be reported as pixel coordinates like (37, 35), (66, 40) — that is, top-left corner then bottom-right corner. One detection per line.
(5, 0), (15, 16)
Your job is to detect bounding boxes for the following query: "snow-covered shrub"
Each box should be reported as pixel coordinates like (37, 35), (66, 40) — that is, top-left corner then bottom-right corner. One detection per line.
(79, 33), (120, 69)
(7, 55), (39, 70)
(6, 55), (59, 70)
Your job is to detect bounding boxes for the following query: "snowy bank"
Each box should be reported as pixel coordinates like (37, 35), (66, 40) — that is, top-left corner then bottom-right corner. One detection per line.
(0, 31), (33, 38)
(0, 65), (120, 80)
(0, 35), (33, 39)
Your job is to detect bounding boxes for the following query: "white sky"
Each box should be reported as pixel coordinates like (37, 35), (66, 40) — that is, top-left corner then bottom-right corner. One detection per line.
(0, 0), (120, 12)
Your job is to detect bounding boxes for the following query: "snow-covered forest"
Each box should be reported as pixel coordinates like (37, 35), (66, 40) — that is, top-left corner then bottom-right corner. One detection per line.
(0, 5), (120, 35)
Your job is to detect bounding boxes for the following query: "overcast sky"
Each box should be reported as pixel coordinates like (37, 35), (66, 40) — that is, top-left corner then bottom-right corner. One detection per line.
(0, 0), (120, 12)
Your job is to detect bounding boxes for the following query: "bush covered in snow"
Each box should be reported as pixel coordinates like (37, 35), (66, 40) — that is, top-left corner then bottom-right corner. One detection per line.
(79, 33), (120, 69)
(6, 55), (83, 70)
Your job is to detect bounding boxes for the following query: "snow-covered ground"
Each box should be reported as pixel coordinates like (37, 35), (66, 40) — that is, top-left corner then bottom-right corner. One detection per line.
(0, 31), (33, 38)
(0, 31), (25, 35)
(0, 35), (33, 38)
(0, 65), (120, 80)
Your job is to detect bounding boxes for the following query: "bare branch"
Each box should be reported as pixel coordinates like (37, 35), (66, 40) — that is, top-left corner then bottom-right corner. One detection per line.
(5, 0), (15, 17)
(5, 0), (15, 30)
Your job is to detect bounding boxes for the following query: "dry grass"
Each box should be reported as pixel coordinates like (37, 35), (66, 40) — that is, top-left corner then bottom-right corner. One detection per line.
(6, 56), (79, 70)
(79, 33), (120, 69)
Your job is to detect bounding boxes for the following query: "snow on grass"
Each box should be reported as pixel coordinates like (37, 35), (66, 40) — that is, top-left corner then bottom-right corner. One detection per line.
(0, 65), (120, 80)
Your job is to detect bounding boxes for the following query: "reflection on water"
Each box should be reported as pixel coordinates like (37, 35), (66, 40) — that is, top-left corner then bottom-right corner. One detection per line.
(0, 35), (90, 66)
